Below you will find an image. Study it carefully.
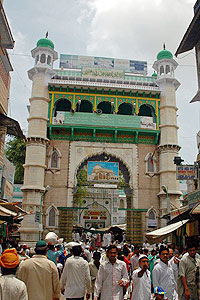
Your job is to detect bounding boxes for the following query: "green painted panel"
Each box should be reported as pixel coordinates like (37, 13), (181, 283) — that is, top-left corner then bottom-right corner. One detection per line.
(63, 112), (142, 129)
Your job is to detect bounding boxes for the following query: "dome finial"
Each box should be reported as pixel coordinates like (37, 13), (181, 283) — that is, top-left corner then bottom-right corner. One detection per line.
(163, 43), (166, 50)
(46, 32), (48, 38)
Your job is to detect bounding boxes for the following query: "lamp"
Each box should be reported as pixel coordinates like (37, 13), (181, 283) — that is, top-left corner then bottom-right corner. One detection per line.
(111, 100), (115, 114)
(162, 185), (170, 218)
(78, 99), (81, 112)
(133, 102), (136, 115)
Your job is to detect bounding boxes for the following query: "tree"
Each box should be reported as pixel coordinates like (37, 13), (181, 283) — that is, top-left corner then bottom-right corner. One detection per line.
(73, 167), (88, 206)
(5, 137), (26, 184)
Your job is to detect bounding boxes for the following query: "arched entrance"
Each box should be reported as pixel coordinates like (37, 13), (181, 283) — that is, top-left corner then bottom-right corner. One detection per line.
(80, 202), (111, 229)
(73, 152), (132, 231)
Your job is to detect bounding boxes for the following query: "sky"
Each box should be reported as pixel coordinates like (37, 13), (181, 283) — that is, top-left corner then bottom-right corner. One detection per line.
(3, 0), (199, 164)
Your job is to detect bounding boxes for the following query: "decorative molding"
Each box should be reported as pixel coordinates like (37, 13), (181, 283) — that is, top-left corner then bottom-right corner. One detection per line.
(26, 137), (49, 145)
(29, 96), (50, 103)
(158, 144), (181, 152)
(50, 79), (160, 92)
(27, 116), (49, 122)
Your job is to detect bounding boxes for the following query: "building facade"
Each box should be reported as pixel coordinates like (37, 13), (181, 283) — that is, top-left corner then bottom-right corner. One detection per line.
(20, 37), (181, 245)
(0, 1), (14, 167)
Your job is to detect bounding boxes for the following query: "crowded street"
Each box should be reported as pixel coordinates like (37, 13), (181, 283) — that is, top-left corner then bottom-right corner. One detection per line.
(1, 229), (200, 300)
(1, 0), (200, 299)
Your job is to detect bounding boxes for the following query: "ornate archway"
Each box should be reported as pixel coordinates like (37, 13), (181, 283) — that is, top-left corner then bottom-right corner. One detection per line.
(73, 152), (133, 234)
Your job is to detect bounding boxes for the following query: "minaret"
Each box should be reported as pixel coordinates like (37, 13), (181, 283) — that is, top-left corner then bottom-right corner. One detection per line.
(20, 36), (58, 244)
(153, 46), (182, 219)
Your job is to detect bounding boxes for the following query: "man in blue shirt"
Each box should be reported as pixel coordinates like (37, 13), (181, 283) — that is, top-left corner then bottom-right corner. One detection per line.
(47, 244), (64, 266)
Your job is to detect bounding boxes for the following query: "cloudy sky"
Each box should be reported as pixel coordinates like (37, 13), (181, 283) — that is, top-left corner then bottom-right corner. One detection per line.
(4, 0), (199, 163)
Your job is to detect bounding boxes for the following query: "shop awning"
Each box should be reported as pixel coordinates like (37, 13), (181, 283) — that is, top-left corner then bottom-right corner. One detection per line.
(190, 202), (200, 217)
(0, 3), (15, 49)
(0, 114), (24, 138)
(145, 219), (189, 244)
(175, 7), (200, 56)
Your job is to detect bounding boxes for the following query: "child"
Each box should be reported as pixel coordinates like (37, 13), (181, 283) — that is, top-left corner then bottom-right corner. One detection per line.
(152, 286), (168, 300)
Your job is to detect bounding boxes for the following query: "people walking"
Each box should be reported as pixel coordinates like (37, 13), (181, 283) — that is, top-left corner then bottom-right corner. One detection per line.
(0, 248), (28, 300)
(130, 245), (140, 271)
(94, 244), (129, 300)
(17, 240), (60, 300)
(47, 243), (64, 266)
(60, 244), (92, 300)
(131, 254), (151, 300)
(153, 246), (176, 300)
(89, 251), (101, 300)
(178, 243), (199, 300)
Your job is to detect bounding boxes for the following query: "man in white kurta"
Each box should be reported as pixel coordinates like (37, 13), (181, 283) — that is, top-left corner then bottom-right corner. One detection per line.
(94, 245), (128, 300)
(131, 254), (151, 300)
(153, 247), (176, 300)
(130, 246), (140, 271)
(60, 245), (92, 299)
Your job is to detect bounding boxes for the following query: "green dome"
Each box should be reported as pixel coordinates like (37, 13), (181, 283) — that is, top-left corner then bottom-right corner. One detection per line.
(37, 38), (54, 50)
(152, 71), (157, 78)
(157, 48), (173, 60)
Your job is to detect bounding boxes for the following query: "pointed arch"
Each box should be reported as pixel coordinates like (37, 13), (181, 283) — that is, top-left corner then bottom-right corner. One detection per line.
(146, 206), (158, 228)
(46, 204), (59, 228)
(49, 148), (61, 169)
(145, 152), (157, 175)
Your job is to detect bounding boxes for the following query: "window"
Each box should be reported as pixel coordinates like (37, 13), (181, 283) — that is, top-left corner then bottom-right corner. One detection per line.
(147, 155), (154, 173)
(146, 207), (157, 228)
(36, 55), (39, 64)
(166, 65), (170, 74)
(76, 100), (93, 113)
(113, 217), (117, 223)
(97, 101), (112, 114)
(47, 55), (51, 65)
(119, 199), (124, 209)
(54, 98), (72, 117)
(49, 207), (56, 226)
(50, 150), (59, 168)
(46, 205), (58, 228)
(117, 103), (133, 115)
(160, 66), (164, 75)
(40, 54), (46, 63)
(145, 153), (157, 174)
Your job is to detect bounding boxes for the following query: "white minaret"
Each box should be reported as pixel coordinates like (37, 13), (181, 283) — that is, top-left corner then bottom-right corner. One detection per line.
(153, 45), (182, 219)
(20, 35), (58, 244)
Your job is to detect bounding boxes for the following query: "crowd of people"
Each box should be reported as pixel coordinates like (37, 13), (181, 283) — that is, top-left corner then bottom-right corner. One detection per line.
(0, 233), (200, 300)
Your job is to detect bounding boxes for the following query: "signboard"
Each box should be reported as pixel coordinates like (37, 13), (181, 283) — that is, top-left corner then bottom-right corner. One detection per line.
(54, 112), (157, 131)
(35, 211), (40, 223)
(176, 165), (197, 180)
(87, 161), (119, 183)
(188, 190), (200, 208)
(147, 219), (158, 228)
(82, 67), (124, 79)
(60, 54), (147, 75)
(3, 180), (13, 201)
